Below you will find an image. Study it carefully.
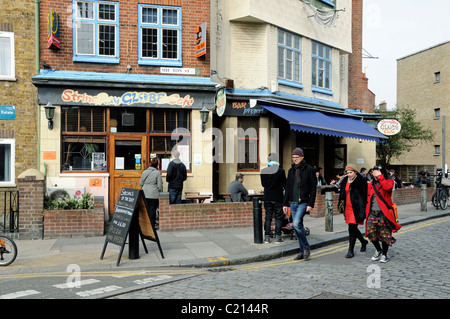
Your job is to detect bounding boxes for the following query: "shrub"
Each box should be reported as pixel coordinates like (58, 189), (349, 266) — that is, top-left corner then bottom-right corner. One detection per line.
(44, 191), (94, 210)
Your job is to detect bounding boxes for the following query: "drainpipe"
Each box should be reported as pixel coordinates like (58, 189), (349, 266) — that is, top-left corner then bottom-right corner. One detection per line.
(35, 0), (41, 170)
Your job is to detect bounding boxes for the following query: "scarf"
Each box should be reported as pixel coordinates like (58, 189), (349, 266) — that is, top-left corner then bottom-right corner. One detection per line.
(294, 160), (306, 188)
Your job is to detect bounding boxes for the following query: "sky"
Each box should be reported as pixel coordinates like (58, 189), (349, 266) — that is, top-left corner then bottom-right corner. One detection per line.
(362, 0), (450, 109)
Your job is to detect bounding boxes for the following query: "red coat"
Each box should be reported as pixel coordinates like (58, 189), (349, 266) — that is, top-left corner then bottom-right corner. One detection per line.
(365, 175), (401, 235)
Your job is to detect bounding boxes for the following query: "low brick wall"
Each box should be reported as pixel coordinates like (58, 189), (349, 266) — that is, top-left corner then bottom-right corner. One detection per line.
(159, 195), (265, 231)
(158, 187), (436, 231)
(43, 201), (104, 239)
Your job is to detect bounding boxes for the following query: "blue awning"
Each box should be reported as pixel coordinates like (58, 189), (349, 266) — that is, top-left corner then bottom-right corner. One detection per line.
(260, 104), (386, 142)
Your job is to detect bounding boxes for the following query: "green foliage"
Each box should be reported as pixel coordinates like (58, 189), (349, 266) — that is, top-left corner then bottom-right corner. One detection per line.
(44, 192), (94, 210)
(376, 107), (434, 167)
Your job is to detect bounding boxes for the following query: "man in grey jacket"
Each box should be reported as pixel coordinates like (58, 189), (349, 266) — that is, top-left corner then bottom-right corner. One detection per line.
(226, 173), (249, 202)
(140, 158), (163, 226)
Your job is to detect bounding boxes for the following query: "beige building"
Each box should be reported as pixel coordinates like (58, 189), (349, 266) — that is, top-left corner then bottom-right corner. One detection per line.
(394, 41), (449, 181)
(210, 0), (384, 193)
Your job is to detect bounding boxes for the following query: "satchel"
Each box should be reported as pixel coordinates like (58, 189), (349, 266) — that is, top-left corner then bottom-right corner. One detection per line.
(372, 182), (399, 223)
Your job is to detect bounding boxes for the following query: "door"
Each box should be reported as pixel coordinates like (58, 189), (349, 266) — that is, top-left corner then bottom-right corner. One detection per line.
(109, 135), (147, 215)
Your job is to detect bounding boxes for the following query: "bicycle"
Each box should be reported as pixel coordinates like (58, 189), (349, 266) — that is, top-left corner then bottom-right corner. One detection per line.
(0, 234), (17, 266)
(431, 172), (449, 210)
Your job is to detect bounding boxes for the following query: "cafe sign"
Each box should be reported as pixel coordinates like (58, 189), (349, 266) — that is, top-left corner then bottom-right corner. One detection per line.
(377, 119), (401, 135)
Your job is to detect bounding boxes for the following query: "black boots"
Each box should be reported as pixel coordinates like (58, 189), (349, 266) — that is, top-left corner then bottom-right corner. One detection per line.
(345, 232), (369, 258)
(345, 234), (356, 258)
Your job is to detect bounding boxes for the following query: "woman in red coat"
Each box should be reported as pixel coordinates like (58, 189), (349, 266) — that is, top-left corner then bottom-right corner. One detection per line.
(339, 164), (368, 258)
(366, 166), (402, 263)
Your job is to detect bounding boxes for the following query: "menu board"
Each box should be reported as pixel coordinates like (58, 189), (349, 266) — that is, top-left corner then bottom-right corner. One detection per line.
(100, 188), (164, 266)
(106, 188), (139, 246)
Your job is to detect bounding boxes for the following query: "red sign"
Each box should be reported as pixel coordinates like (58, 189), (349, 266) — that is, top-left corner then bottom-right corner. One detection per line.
(47, 9), (61, 50)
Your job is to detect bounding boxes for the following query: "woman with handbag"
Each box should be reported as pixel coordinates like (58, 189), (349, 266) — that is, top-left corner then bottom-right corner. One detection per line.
(366, 166), (402, 263)
(339, 164), (369, 258)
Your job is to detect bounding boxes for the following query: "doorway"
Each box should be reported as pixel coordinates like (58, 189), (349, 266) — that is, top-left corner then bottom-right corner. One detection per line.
(109, 135), (147, 215)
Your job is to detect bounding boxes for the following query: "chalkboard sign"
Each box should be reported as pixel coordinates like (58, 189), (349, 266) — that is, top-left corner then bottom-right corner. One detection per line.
(100, 188), (164, 266)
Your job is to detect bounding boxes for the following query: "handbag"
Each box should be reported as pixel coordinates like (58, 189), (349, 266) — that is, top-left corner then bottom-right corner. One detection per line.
(372, 181), (399, 223)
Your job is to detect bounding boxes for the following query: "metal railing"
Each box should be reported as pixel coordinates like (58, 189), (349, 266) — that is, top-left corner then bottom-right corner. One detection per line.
(0, 191), (19, 233)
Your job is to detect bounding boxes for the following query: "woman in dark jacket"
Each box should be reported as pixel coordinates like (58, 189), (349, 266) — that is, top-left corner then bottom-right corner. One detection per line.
(339, 164), (368, 258)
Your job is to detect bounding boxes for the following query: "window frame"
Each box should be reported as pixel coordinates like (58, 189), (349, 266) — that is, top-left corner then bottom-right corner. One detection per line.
(237, 117), (260, 171)
(72, 0), (120, 64)
(277, 29), (303, 89)
(0, 32), (15, 81)
(311, 41), (332, 94)
(138, 4), (182, 66)
(0, 139), (15, 187)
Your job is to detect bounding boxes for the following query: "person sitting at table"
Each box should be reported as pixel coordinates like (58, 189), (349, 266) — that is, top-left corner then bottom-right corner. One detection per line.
(226, 173), (249, 202)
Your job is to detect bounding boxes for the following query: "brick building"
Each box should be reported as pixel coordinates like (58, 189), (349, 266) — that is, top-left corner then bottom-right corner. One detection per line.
(30, 0), (386, 222)
(393, 41), (450, 181)
(0, 1), (38, 189)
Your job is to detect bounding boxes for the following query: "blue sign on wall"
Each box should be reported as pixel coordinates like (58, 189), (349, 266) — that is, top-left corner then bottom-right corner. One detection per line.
(0, 105), (16, 120)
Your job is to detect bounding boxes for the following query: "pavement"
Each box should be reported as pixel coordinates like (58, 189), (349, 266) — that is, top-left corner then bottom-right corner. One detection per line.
(5, 202), (449, 274)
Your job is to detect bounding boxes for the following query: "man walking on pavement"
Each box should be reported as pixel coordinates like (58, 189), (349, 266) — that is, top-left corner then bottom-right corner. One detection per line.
(283, 148), (317, 260)
(166, 149), (187, 204)
(261, 153), (286, 244)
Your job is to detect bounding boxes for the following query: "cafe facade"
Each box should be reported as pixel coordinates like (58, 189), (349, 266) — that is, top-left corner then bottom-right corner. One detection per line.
(33, 70), (219, 216)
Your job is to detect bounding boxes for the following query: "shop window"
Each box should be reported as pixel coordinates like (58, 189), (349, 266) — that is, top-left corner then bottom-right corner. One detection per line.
(277, 29), (302, 88)
(0, 32), (15, 80)
(237, 117), (259, 171)
(73, 0), (119, 63)
(149, 109), (190, 171)
(312, 41), (332, 93)
(62, 107), (106, 132)
(110, 108), (147, 133)
(0, 139), (15, 186)
(62, 136), (107, 171)
(138, 4), (182, 66)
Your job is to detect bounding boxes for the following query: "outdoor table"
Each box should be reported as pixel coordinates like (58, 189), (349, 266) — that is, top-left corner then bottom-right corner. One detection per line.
(185, 194), (212, 203)
(247, 192), (264, 244)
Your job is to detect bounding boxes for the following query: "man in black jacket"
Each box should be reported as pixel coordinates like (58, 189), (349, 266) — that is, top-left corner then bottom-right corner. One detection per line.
(283, 148), (317, 260)
(166, 150), (187, 204)
(261, 153), (286, 244)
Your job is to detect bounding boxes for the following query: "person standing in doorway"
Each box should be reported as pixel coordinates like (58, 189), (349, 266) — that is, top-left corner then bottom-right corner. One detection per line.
(140, 158), (163, 227)
(283, 148), (317, 260)
(261, 153), (286, 244)
(339, 164), (368, 258)
(166, 149), (187, 204)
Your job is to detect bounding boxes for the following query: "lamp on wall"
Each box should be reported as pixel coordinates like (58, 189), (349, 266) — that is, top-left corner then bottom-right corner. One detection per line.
(200, 104), (210, 133)
(44, 102), (55, 130)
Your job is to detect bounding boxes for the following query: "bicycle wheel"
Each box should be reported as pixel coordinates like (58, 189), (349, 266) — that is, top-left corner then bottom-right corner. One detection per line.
(0, 235), (18, 266)
(439, 189), (448, 210)
(432, 190), (440, 208)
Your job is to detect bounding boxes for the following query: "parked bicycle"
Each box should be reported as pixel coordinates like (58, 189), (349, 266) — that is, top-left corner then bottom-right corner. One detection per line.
(0, 234), (17, 266)
(431, 172), (449, 210)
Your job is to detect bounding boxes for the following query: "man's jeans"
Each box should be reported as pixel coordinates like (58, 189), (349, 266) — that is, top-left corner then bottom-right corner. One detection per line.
(264, 201), (283, 236)
(168, 188), (182, 204)
(290, 202), (310, 251)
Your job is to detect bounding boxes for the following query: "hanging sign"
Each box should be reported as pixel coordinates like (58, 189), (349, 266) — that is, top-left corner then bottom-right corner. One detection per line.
(215, 88), (226, 117)
(377, 119), (401, 135)
(47, 9), (61, 50)
(196, 22), (207, 58)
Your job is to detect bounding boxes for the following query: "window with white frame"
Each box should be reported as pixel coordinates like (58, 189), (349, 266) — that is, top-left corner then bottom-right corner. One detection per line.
(73, 0), (119, 63)
(277, 29), (302, 88)
(0, 139), (15, 186)
(312, 41), (332, 92)
(0, 32), (15, 80)
(138, 4), (182, 66)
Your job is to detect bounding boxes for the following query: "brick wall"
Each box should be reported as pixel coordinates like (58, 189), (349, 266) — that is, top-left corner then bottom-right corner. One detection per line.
(158, 187), (435, 231)
(0, 0), (38, 184)
(18, 176), (45, 239)
(43, 199), (104, 239)
(38, 0), (210, 76)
